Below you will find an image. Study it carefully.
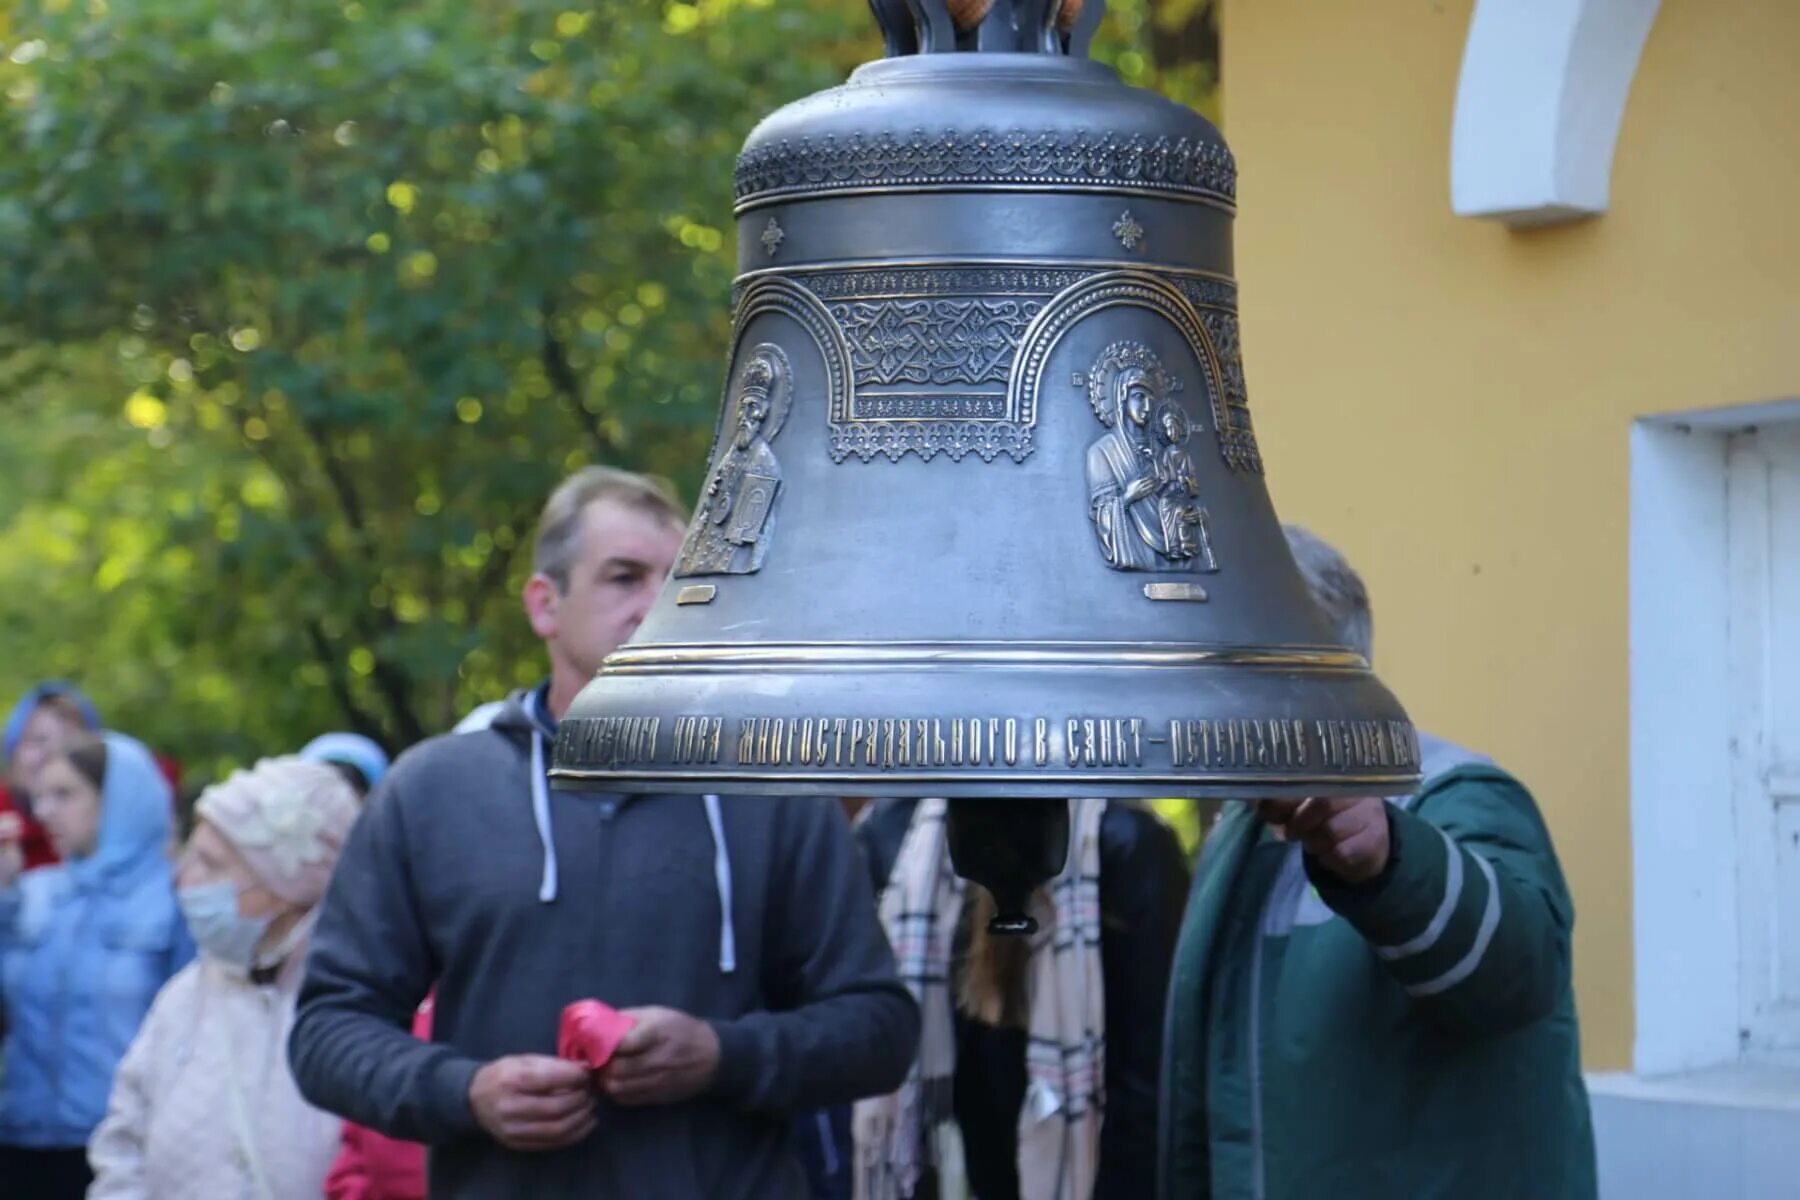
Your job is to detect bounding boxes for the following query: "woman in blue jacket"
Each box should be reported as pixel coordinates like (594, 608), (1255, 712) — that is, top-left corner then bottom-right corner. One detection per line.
(0, 731), (192, 1198)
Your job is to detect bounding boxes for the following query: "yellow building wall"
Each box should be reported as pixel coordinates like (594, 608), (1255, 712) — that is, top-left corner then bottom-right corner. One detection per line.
(1220, 0), (1800, 1069)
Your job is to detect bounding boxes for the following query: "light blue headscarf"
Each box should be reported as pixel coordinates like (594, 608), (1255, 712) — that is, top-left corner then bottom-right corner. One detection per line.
(66, 731), (174, 892)
(3, 681), (102, 763)
(298, 731), (390, 791)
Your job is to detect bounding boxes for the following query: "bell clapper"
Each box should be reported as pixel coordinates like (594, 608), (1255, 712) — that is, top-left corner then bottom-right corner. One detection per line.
(943, 796), (1072, 937)
(986, 909), (1039, 937)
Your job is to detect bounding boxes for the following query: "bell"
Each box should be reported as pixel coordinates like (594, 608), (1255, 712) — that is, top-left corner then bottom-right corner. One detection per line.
(553, 0), (1418, 921)
(944, 796), (1070, 935)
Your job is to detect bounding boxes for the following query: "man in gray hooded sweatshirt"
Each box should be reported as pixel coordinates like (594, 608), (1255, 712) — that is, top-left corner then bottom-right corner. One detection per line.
(290, 467), (919, 1198)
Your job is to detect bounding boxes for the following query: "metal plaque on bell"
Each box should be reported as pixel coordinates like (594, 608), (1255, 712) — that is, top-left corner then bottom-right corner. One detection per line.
(554, 0), (1419, 803)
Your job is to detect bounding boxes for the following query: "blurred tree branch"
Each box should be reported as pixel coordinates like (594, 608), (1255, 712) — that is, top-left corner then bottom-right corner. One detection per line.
(0, 0), (1215, 776)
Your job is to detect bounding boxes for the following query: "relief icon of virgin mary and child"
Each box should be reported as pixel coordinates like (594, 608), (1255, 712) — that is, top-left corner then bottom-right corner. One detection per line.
(1083, 339), (1220, 574)
(676, 342), (792, 578)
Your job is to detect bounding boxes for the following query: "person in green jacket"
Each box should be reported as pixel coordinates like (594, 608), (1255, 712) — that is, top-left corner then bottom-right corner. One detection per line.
(1159, 527), (1597, 1200)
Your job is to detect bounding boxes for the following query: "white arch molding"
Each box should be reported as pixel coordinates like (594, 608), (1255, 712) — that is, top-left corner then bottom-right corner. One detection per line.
(1451, 0), (1663, 226)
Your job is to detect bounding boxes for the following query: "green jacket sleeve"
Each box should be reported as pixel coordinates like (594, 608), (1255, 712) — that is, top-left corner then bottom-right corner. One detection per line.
(1306, 766), (1575, 1036)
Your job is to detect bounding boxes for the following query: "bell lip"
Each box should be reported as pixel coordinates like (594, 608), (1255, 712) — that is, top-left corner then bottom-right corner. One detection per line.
(547, 769), (1422, 801)
(558, 643), (1417, 798)
(597, 639), (1371, 675)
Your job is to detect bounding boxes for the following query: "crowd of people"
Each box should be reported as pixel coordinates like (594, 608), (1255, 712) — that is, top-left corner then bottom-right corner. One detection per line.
(0, 462), (1597, 1199)
(0, 682), (393, 1197)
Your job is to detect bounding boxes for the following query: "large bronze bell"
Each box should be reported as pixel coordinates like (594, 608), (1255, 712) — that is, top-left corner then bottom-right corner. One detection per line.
(553, 0), (1418, 923)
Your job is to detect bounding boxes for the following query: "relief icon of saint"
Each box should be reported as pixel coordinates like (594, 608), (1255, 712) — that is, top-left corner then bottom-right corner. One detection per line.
(1152, 401), (1218, 571)
(676, 343), (791, 577)
(1083, 340), (1218, 573)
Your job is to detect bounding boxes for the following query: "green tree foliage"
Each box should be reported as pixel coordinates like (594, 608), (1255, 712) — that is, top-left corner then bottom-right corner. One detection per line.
(0, 0), (1216, 779)
(1100, 0), (1220, 122)
(0, 0), (874, 770)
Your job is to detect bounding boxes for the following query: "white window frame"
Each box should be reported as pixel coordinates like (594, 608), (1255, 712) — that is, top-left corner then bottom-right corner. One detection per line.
(1726, 426), (1800, 1057)
(1630, 400), (1800, 1075)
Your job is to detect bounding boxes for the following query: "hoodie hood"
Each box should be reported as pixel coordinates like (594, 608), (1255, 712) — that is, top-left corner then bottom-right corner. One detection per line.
(453, 700), (507, 734)
(69, 731), (174, 891)
(496, 685), (735, 972)
(489, 687), (555, 743)
(3, 681), (102, 763)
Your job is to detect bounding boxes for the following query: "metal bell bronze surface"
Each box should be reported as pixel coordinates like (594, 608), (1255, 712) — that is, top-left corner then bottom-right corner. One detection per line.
(553, 0), (1419, 810)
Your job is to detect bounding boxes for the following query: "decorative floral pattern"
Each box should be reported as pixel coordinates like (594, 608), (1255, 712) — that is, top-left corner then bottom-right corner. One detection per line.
(830, 419), (1035, 465)
(799, 266), (1093, 300)
(721, 266), (1257, 470)
(1112, 211), (1145, 251)
(734, 128), (1237, 209)
(831, 298), (1043, 386)
(1194, 309), (1262, 474)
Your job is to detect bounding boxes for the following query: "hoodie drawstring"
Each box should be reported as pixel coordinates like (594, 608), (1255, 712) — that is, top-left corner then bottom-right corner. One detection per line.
(703, 794), (737, 974)
(527, 699), (735, 974)
(530, 728), (559, 903)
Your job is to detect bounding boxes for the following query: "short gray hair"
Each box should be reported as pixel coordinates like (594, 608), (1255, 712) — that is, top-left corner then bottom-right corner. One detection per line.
(1282, 524), (1373, 660)
(533, 466), (686, 590)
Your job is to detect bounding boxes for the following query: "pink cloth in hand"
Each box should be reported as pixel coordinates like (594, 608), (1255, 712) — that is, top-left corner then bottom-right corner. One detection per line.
(558, 1000), (637, 1070)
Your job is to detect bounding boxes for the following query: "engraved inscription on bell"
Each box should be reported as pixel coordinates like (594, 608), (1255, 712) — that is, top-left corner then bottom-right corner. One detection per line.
(555, 713), (1422, 778)
(676, 343), (790, 578)
(1082, 341), (1220, 574)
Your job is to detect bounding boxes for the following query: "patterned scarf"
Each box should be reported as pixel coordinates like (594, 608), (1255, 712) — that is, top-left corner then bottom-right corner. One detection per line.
(855, 797), (1108, 1200)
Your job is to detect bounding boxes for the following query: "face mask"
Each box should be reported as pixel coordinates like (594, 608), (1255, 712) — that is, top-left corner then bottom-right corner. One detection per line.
(178, 882), (272, 970)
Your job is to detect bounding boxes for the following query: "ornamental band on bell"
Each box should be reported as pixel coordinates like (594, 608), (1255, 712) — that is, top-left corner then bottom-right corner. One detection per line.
(687, 269), (1244, 580)
(719, 264), (1261, 473)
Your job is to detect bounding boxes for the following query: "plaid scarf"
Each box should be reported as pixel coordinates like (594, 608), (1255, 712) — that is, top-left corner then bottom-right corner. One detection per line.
(855, 797), (1108, 1200)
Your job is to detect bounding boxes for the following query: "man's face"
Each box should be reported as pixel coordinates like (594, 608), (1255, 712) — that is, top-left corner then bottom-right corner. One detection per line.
(9, 704), (84, 794)
(541, 499), (684, 680)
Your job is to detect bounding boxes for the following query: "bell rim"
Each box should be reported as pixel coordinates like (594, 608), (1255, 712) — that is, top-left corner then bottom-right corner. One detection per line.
(547, 767), (1422, 799)
(599, 638), (1371, 675)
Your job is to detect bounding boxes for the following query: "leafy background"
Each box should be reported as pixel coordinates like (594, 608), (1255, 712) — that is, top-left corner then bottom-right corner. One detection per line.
(0, 0), (1218, 798)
